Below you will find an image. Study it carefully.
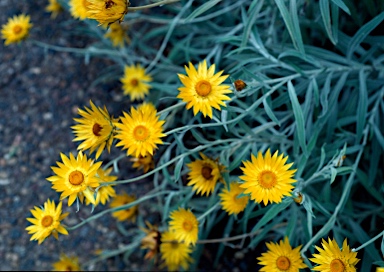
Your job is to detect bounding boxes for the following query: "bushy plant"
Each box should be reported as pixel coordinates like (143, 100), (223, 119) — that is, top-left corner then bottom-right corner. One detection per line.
(4, 0), (384, 270)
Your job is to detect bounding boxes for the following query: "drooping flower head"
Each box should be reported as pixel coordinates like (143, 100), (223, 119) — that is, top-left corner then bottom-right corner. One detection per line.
(52, 254), (82, 271)
(109, 192), (138, 222)
(104, 21), (130, 47)
(140, 221), (161, 261)
(177, 59), (232, 118)
(130, 154), (155, 173)
(71, 100), (116, 159)
(257, 237), (307, 272)
(85, 167), (117, 206)
(120, 64), (152, 101)
(310, 238), (359, 272)
(69, 0), (90, 20)
(45, 0), (63, 18)
(86, 0), (129, 26)
(115, 106), (166, 157)
(240, 149), (297, 205)
(187, 152), (225, 196)
(1, 14), (33, 46)
(46, 152), (102, 206)
(160, 230), (193, 271)
(26, 199), (69, 244)
(169, 208), (199, 246)
(219, 182), (249, 215)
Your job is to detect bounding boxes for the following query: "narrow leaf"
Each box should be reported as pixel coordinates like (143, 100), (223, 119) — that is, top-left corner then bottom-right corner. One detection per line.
(330, 0), (351, 15)
(185, 0), (222, 22)
(287, 81), (308, 156)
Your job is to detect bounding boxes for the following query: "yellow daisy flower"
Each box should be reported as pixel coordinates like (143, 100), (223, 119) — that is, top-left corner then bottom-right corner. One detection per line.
(26, 199), (69, 244)
(177, 59), (232, 118)
(377, 268), (384, 272)
(86, 0), (129, 26)
(45, 0), (63, 18)
(115, 106), (166, 157)
(240, 149), (297, 205)
(169, 208), (199, 246)
(52, 254), (82, 271)
(130, 154), (155, 173)
(160, 230), (193, 271)
(71, 100), (116, 160)
(120, 64), (152, 101)
(110, 192), (138, 222)
(187, 152), (225, 196)
(257, 237), (307, 272)
(219, 182), (249, 215)
(1, 14), (33, 46)
(85, 167), (117, 206)
(69, 0), (90, 20)
(104, 21), (130, 47)
(310, 238), (360, 272)
(46, 152), (102, 206)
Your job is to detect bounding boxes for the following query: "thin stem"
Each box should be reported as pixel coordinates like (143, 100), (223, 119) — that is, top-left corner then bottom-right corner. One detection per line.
(352, 230), (384, 252)
(157, 101), (185, 117)
(128, 0), (180, 11)
(197, 202), (220, 222)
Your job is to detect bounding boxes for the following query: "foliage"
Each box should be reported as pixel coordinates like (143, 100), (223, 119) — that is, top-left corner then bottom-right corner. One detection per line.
(6, 0), (384, 270)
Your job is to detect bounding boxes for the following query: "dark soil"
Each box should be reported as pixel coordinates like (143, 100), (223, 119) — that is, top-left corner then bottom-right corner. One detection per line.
(0, 0), (153, 270)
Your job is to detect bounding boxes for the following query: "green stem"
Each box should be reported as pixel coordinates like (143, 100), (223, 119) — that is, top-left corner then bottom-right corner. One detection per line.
(197, 202), (220, 222)
(352, 230), (384, 252)
(157, 101), (185, 117)
(128, 0), (180, 11)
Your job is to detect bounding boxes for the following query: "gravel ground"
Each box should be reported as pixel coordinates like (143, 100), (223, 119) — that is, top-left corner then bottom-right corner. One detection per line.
(0, 0), (155, 270)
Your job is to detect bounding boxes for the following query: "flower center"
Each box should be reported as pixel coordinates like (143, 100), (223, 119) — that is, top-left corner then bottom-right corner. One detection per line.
(131, 78), (138, 86)
(105, 0), (115, 9)
(69, 170), (84, 185)
(13, 25), (22, 34)
(133, 125), (149, 141)
(41, 215), (53, 227)
(92, 123), (102, 136)
(276, 256), (290, 271)
(258, 170), (277, 189)
(170, 240), (179, 249)
(195, 80), (212, 97)
(201, 166), (213, 180)
(330, 259), (345, 272)
(182, 220), (193, 232)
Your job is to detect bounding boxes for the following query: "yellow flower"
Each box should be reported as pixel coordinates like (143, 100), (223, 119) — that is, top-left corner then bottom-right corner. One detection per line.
(69, 0), (90, 20)
(140, 221), (161, 260)
(137, 102), (156, 113)
(177, 59), (232, 118)
(71, 100), (116, 160)
(310, 238), (359, 272)
(115, 106), (166, 157)
(169, 208), (199, 246)
(86, 0), (129, 26)
(120, 64), (152, 101)
(160, 230), (193, 271)
(46, 152), (102, 206)
(257, 237), (307, 272)
(52, 254), (82, 271)
(45, 0), (63, 18)
(26, 199), (69, 244)
(104, 21), (130, 47)
(110, 192), (138, 222)
(85, 167), (117, 206)
(219, 182), (249, 215)
(377, 268), (384, 272)
(130, 154), (155, 173)
(187, 153), (225, 196)
(1, 14), (33, 46)
(240, 149), (296, 205)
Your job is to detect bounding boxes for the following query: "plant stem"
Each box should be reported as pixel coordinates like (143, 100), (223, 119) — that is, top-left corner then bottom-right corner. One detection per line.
(352, 230), (384, 252)
(128, 0), (180, 11)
